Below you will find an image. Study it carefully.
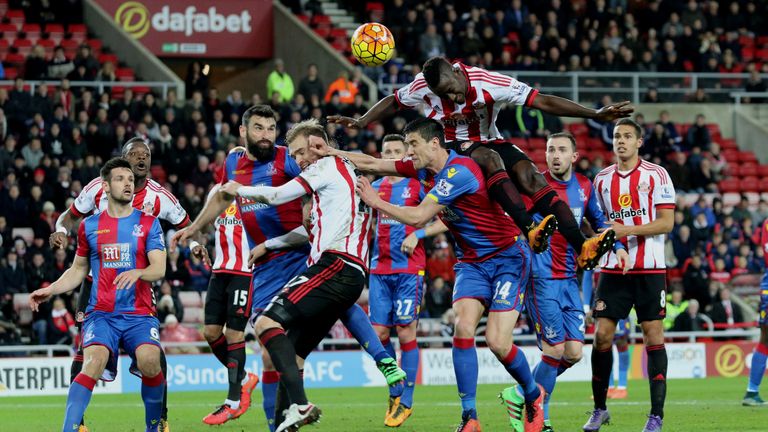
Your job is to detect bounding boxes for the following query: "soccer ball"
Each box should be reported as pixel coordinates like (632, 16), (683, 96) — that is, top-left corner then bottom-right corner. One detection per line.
(350, 22), (395, 67)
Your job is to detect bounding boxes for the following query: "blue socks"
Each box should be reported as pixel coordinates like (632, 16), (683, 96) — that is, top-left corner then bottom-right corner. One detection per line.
(400, 339), (419, 408)
(141, 372), (165, 432)
(63, 373), (96, 432)
(262, 370), (279, 431)
(503, 345), (539, 402)
(343, 304), (390, 362)
(617, 346), (630, 388)
(453, 337), (478, 416)
(534, 355), (560, 420)
(748, 343), (768, 393)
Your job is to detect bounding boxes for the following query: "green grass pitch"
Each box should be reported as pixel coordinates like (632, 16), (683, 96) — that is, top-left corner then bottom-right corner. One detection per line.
(3, 377), (767, 431)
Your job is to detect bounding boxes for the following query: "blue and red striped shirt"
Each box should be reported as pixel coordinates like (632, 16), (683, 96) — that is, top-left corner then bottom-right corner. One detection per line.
(370, 176), (426, 275)
(220, 146), (305, 265)
(531, 171), (609, 279)
(76, 209), (165, 315)
(397, 150), (521, 262)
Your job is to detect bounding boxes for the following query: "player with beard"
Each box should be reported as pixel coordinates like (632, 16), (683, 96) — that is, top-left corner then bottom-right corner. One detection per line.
(172, 106), (405, 431)
(31, 157), (167, 432)
(50, 137), (200, 432)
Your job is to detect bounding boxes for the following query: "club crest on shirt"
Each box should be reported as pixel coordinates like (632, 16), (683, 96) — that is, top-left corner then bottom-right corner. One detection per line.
(265, 162), (278, 176)
(472, 101), (486, 110)
(637, 181), (650, 194)
(132, 224), (144, 237)
(436, 179), (454, 196)
(400, 187), (412, 200)
(579, 188), (587, 202)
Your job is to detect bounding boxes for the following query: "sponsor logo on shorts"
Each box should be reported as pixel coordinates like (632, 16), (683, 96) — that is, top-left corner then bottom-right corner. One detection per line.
(595, 300), (606, 311)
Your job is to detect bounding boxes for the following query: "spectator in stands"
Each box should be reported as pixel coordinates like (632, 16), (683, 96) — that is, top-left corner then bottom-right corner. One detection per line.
(8, 78), (32, 132)
(266, 58), (294, 104)
(184, 252), (210, 293)
(185, 61), (209, 97)
(49, 297), (76, 345)
(0, 136), (16, 174)
(424, 276), (452, 319)
(708, 287), (743, 327)
(668, 152), (693, 192)
(1, 185), (29, 230)
(710, 257), (732, 283)
(24, 46), (48, 80)
(0, 250), (27, 307)
(744, 70), (767, 103)
(66, 64), (93, 85)
(426, 234), (456, 283)
(73, 44), (99, 76)
(691, 212), (713, 246)
(683, 254), (709, 299)
(691, 157), (718, 192)
(753, 200), (768, 223)
(664, 288), (688, 330)
(165, 247), (190, 290)
(731, 195), (752, 222)
(0, 308), (21, 348)
(325, 70), (358, 104)
(686, 114), (711, 150)
(48, 46), (74, 80)
(731, 256), (751, 277)
(420, 23), (446, 62)
(160, 314), (202, 354)
(156, 281), (184, 324)
(671, 299), (708, 331)
(223, 89), (246, 120)
(643, 122), (675, 162)
(643, 87), (661, 103)
(658, 110), (682, 144)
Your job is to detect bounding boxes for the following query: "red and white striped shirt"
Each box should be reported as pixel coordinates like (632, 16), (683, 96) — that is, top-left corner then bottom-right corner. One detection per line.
(295, 156), (373, 270)
(210, 187), (251, 275)
(71, 177), (190, 228)
(394, 62), (538, 142)
(594, 160), (676, 273)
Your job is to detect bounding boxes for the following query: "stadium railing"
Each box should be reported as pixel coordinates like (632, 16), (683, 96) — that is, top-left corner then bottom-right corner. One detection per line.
(379, 71), (768, 104)
(0, 79), (180, 99)
(730, 91), (768, 105)
(0, 344), (74, 357)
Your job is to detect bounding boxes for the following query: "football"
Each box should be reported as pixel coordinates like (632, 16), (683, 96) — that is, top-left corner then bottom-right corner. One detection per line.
(350, 22), (395, 67)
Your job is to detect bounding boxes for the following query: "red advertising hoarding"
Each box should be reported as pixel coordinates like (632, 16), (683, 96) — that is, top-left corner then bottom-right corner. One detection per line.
(705, 341), (760, 378)
(93, 0), (273, 58)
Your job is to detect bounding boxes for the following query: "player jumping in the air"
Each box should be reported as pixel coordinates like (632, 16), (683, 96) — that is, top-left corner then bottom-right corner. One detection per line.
(743, 218), (768, 406)
(369, 134), (449, 427)
(200, 181), (260, 425)
(49, 137), (199, 432)
(515, 132), (623, 432)
(585, 119), (675, 432)
(31, 158), (168, 432)
(315, 118), (546, 432)
(328, 56), (627, 269)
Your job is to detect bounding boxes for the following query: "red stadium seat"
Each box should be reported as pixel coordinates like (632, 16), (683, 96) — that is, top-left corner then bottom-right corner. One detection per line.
(98, 53), (118, 65)
(3, 52), (25, 67)
(296, 14), (310, 25)
(0, 1), (7, 17)
(722, 148), (740, 161)
(758, 36), (768, 47)
(45, 23), (65, 43)
(758, 165), (768, 178)
(12, 38), (32, 56)
(740, 177), (759, 192)
(760, 178), (768, 193)
(757, 49), (768, 60)
(311, 14), (331, 26)
(719, 138), (738, 150)
(508, 137), (527, 150)
(5, 9), (24, 30)
(313, 27), (331, 39)
(116, 67), (134, 82)
(0, 23), (17, 44)
(3, 66), (17, 79)
(86, 38), (103, 53)
(742, 46), (755, 61)
(738, 151), (758, 164)
(67, 23), (87, 42)
(567, 123), (588, 137)
(20, 23), (40, 43)
(738, 163), (758, 178)
(528, 137), (546, 150)
(718, 178), (740, 193)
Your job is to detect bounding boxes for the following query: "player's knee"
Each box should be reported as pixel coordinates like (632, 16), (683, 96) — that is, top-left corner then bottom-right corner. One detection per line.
(453, 319), (476, 338)
(254, 315), (280, 334)
(485, 332), (512, 358)
(261, 349), (275, 370)
(395, 323), (416, 342)
(137, 351), (162, 377)
(564, 350), (583, 364)
(82, 350), (109, 377)
(374, 325), (390, 342)
(224, 328), (244, 343)
(203, 326), (223, 342)
(543, 343), (565, 360)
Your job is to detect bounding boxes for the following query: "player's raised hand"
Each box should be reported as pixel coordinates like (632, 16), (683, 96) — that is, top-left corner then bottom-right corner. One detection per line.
(220, 181), (242, 198)
(595, 101), (634, 122)
(113, 269), (143, 290)
(616, 248), (632, 274)
(29, 286), (54, 312)
(191, 244), (211, 267)
(606, 220), (632, 239)
(248, 243), (268, 268)
(49, 231), (68, 249)
(401, 232), (419, 256)
(327, 115), (362, 129)
(355, 176), (380, 208)
(170, 227), (196, 252)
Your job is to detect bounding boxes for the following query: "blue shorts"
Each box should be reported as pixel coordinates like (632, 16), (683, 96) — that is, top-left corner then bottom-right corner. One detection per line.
(758, 278), (768, 325)
(81, 311), (161, 381)
(526, 277), (585, 348)
(369, 272), (424, 326)
(250, 249), (308, 315)
(453, 241), (531, 312)
(614, 318), (631, 339)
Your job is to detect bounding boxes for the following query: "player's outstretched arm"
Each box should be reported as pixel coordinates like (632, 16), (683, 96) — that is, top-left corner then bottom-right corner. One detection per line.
(531, 94), (633, 122)
(327, 94), (399, 129)
(171, 184), (230, 251)
(357, 176), (442, 228)
(29, 255), (90, 311)
(229, 179), (308, 206)
(401, 219), (449, 255)
(309, 139), (400, 176)
(50, 209), (82, 249)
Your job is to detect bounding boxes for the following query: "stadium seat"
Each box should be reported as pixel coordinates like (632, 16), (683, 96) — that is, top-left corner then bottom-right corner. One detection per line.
(0, 0), (7, 16)
(178, 291), (202, 308)
(150, 165), (167, 184)
(314, 27), (331, 39)
(3, 66), (17, 79)
(758, 165), (768, 177)
(67, 23), (87, 43)
(742, 46), (755, 61)
(739, 177), (759, 192)
(6, 9), (24, 30)
(718, 178), (740, 193)
(86, 38), (103, 53)
(508, 137), (527, 150)
(738, 151), (758, 164)
(0, 23), (16, 44)
(528, 137), (546, 150)
(4, 52), (25, 67)
(44, 23), (65, 43)
(566, 123), (588, 137)
(115, 67), (135, 82)
(20, 23), (40, 43)
(183, 307), (204, 324)
(296, 14), (310, 25)
(738, 163), (758, 177)
(311, 14), (331, 26)
(60, 38), (78, 58)
(759, 178), (768, 192)
(718, 138), (738, 150)
(12, 38), (32, 57)
(98, 53), (118, 65)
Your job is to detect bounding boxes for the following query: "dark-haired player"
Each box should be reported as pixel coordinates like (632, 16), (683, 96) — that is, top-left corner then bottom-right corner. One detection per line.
(328, 56), (628, 269)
